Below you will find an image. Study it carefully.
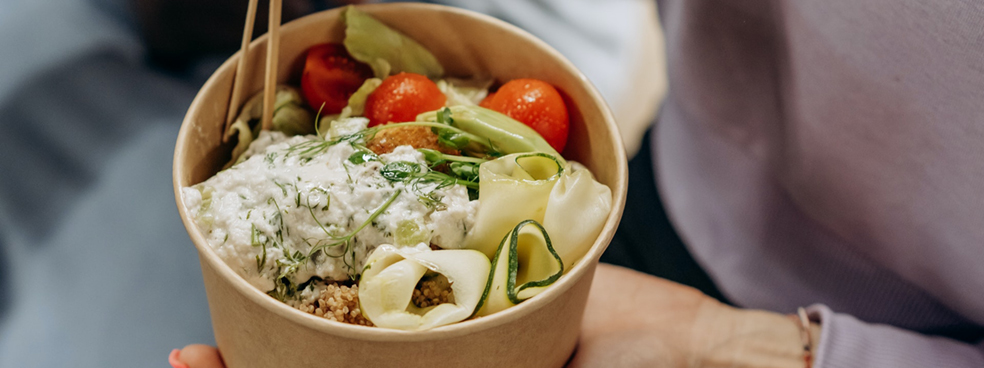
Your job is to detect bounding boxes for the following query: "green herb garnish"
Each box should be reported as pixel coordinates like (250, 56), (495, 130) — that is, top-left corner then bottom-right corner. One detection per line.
(306, 189), (402, 260)
(348, 149), (379, 164)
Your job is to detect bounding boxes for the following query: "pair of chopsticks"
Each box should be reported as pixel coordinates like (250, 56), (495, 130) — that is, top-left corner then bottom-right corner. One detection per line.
(224, 0), (283, 141)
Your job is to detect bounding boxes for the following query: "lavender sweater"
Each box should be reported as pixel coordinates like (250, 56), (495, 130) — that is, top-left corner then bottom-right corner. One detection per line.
(654, 1), (984, 366)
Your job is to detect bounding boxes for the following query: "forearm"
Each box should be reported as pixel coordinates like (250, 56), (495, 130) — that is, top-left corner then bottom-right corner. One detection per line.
(694, 302), (984, 368)
(694, 305), (819, 368)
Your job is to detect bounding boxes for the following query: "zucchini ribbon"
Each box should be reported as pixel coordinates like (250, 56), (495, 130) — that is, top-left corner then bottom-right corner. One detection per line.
(359, 245), (490, 330)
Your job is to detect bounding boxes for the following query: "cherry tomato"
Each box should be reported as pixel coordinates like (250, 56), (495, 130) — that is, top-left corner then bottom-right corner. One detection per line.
(364, 72), (446, 127)
(479, 92), (496, 109)
(300, 43), (373, 114)
(481, 79), (569, 152)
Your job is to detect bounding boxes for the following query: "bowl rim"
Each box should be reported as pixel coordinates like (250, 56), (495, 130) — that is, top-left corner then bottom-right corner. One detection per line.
(172, 2), (627, 341)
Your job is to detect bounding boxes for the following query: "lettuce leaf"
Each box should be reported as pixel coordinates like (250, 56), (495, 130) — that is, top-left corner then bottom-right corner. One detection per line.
(222, 86), (313, 169)
(342, 6), (444, 79)
(340, 77), (382, 119)
(437, 78), (493, 107)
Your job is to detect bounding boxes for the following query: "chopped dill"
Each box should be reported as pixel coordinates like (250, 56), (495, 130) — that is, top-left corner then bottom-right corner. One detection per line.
(342, 162), (353, 183)
(255, 197), (311, 301)
(251, 223), (267, 270)
(267, 197), (289, 240)
(272, 180), (289, 197)
(261, 189), (401, 301)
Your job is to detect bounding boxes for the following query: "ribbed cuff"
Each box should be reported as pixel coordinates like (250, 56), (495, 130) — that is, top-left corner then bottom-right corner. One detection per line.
(806, 304), (984, 368)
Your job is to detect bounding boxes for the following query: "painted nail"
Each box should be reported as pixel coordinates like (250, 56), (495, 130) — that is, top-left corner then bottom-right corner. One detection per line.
(169, 349), (190, 368)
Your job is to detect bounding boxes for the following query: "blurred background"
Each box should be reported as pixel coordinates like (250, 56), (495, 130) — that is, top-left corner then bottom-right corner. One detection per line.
(0, 0), (718, 366)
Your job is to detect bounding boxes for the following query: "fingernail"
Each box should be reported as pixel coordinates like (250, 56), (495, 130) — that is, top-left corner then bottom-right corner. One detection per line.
(169, 349), (189, 368)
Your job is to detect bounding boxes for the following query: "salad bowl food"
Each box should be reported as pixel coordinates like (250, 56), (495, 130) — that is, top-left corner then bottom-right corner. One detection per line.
(173, 3), (626, 367)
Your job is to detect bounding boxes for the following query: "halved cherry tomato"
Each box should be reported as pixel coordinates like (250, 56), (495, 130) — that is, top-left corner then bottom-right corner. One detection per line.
(481, 79), (569, 152)
(300, 43), (373, 114)
(364, 72), (446, 127)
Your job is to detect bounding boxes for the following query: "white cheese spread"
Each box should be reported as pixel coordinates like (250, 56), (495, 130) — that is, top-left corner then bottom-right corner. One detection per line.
(182, 131), (478, 296)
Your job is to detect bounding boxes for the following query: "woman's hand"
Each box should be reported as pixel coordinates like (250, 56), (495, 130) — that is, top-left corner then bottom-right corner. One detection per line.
(169, 345), (225, 368)
(569, 263), (812, 368)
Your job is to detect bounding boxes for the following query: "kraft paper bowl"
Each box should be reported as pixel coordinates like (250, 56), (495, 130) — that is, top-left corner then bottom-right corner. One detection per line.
(173, 4), (627, 367)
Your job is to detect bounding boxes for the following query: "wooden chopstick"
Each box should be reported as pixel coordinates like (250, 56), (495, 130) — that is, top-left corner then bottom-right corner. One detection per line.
(261, 0), (283, 131)
(224, 0), (260, 141)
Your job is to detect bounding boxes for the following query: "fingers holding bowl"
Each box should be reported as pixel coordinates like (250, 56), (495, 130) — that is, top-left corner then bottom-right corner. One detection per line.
(171, 345), (225, 368)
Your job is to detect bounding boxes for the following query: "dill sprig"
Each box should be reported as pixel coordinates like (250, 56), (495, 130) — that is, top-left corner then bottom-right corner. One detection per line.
(251, 223), (266, 269)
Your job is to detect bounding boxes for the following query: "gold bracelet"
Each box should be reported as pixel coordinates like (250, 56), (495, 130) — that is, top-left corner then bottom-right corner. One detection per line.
(792, 307), (814, 368)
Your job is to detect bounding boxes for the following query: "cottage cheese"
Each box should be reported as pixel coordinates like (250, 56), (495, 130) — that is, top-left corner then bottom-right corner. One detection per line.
(182, 131), (478, 294)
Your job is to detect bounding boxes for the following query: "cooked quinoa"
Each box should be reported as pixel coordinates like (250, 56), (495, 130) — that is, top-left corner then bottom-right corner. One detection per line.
(412, 274), (455, 308)
(298, 283), (373, 326)
(297, 274), (457, 326)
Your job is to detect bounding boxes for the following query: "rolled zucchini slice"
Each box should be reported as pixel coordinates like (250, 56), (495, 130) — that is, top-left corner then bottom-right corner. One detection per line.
(474, 219), (563, 317)
(465, 154), (611, 271)
(463, 152), (563, 257)
(542, 163), (612, 271)
(359, 245), (491, 331)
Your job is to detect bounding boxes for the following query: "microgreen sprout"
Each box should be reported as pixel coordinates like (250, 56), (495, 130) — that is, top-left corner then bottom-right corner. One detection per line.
(306, 189), (402, 260)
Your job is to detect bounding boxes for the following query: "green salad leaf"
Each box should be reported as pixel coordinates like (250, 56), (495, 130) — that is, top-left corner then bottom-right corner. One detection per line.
(223, 86), (314, 169)
(342, 6), (444, 79)
(341, 78), (382, 118)
(437, 78), (494, 106)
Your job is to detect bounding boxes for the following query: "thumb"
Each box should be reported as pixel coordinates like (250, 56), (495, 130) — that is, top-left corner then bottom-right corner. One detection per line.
(170, 345), (225, 368)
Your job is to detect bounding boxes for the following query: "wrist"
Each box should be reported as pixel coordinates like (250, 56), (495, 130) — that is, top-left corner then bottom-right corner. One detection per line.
(692, 305), (821, 368)
(791, 308), (823, 368)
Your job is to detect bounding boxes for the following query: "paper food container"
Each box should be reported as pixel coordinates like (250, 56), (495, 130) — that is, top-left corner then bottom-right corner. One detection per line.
(173, 3), (627, 367)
